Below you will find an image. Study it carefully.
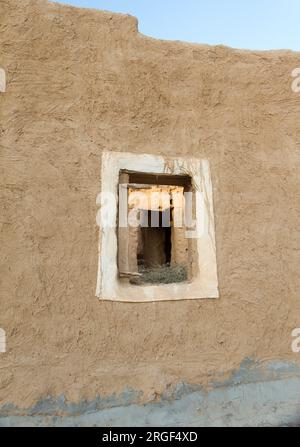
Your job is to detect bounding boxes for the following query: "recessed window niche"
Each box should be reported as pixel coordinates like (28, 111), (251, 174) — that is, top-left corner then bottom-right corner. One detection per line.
(96, 151), (219, 303)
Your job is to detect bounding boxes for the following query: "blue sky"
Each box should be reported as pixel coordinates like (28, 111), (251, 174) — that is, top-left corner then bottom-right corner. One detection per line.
(54, 0), (300, 51)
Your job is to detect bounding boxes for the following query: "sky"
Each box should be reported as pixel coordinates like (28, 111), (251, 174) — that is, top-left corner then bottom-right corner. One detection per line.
(54, 0), (300, 51)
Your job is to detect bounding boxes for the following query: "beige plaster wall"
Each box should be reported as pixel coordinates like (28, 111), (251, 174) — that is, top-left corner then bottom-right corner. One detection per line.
(0, 0), (300, 408)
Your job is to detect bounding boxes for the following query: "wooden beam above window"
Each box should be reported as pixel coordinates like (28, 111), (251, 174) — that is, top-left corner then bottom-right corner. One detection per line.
(120, 170), (192, 187)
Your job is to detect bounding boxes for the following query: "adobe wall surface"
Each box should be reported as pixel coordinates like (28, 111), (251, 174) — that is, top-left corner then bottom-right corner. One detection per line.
(0, 0), (300, 424)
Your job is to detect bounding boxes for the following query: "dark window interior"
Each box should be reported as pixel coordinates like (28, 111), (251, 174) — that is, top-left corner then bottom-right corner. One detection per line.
(119, 170), (192, 285)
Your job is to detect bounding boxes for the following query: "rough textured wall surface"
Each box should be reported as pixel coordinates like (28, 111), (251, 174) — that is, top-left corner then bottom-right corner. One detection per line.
(1, 0), (300, 422)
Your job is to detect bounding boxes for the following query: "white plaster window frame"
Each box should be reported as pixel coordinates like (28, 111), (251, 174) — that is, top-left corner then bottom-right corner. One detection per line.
(0, 68), (6, 93)
(96, 151), (219, 302)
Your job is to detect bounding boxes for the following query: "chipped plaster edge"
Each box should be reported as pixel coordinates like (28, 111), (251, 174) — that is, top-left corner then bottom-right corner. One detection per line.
(1, 360), (300, 426)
